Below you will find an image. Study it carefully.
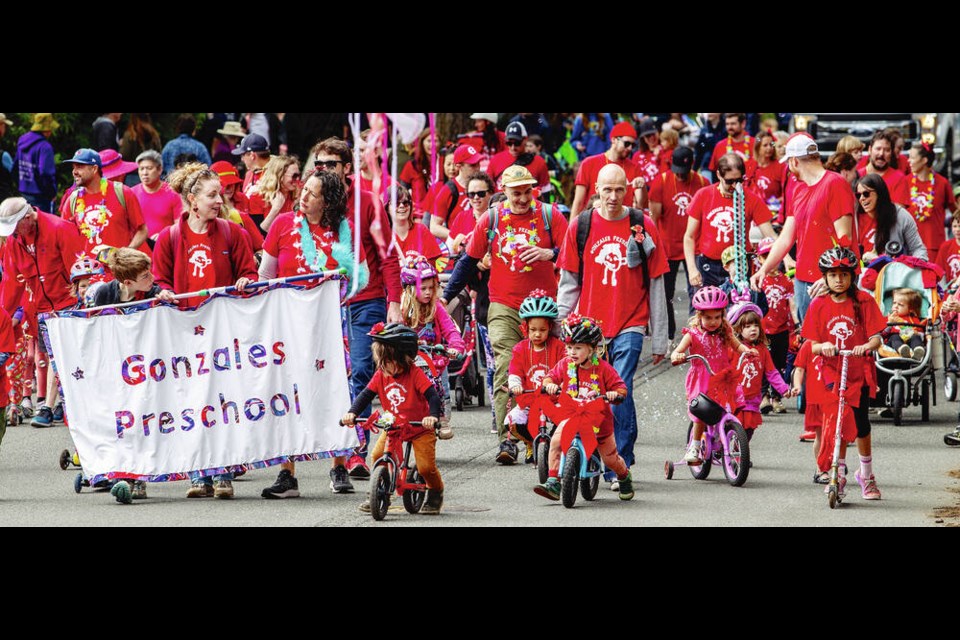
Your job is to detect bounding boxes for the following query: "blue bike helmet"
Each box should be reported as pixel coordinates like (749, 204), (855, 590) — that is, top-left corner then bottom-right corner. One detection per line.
(519, 289), (559, 320)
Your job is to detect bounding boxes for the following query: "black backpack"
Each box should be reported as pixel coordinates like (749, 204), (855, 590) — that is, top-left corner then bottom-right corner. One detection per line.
(576, 207), (649, 288)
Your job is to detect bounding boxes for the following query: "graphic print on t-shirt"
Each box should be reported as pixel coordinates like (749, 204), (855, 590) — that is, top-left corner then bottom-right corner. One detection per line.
(188, 242), (212, 278)
(705, 206), (734, 244)
(740, 359), (759, 388)
(593, 240), (626, 286)
(496, 224), (536, 272)
(78, 204), (113, 245)
(528, 364), (550, 388)
(948, 253), (960, 280)
(296, 228), (333, 274)
(766, 283), (786, 308)
(672, 191), (693, 217)
(827, 314), (856, 351)
(384, 381), (407, 413)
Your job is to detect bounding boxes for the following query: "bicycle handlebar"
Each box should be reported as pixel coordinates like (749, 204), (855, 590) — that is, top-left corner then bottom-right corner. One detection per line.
(340, 417), (425, 428)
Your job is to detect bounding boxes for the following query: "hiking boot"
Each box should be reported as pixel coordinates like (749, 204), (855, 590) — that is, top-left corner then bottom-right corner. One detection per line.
(912, 346), (926, 361)
(52, 403), (65, 424)
(329, 465), (354, 493)
(261, 470), (300, 499)
(683, 441), (703, 464)
(533, 477), (561, 501)
(855, 470), (881, 500)
(214, 480), (234, 499)
(186, 482), (214, 498)
(131, 480), (148, 500)
(496, 440), (519, 465)
(31, 406), (54, 428)
(420, 489), (444, 515)
(345, 455), (370, 479)
(772, 398), (786, 414)
(759, 395), (773, 414)
(618, 472), (635, 500)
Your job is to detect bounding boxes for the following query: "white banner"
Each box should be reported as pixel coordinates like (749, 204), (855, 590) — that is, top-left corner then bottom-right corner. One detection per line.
(44, 281), (358, 482)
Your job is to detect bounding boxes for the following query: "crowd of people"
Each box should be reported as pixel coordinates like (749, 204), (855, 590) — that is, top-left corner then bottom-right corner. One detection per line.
(0, 111), (958, 515)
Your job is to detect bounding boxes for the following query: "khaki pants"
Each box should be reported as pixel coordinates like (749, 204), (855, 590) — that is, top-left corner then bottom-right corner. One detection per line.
(488, 302), (524, 442)
(371, 429), (443, 491)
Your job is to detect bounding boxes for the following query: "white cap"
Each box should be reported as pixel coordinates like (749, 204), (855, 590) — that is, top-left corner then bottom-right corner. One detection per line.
(470, 113), (499, 124)
(780, 132), (819, 164)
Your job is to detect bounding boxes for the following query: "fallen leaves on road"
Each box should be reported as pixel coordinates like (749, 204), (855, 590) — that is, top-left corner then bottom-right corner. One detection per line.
(933, 470), (960, 526)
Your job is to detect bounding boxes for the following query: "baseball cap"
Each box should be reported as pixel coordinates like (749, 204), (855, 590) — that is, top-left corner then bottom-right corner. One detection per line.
(637, 118), (658, 137)
(453, 144), (483, 165)
(62, 148), (102, 169)
(671, 147), (694, 174)
(780, 132), (819, 164)
(501, 165), (538, 188)
(231, 133), (270, 155)
(721, 245), (737, 267)
(505, 122), (528, 141)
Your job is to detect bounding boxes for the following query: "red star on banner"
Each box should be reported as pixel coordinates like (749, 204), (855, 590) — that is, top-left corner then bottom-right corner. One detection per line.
(315, 359), (326, 371)
(194, 325), (205, 336)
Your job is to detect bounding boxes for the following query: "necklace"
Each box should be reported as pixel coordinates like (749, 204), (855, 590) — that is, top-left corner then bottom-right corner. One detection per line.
(566, 356), (601, 399)
(74, 178), (112, 244)
(499, 202), (541, 273)
(910, 171), (936, 223)
(727, 135), (752, 161)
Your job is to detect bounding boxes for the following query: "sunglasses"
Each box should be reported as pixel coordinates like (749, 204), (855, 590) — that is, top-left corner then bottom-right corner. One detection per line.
(721, 177), (744, 186)
(396, 200), (412, 207)
(857, 190), (875, 199)
(467, 190), (489, 199)
(506, 140), (524, 147)
(618, 138), (636, 149)
(315, 160), (343, 170)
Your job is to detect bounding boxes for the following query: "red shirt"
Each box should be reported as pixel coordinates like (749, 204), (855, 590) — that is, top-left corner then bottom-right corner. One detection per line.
(132, 182), (182, 238)
(242, 168), (269, 219)
(761, 272), (795, 335)
(745, 159), (784, 203)
(937, 238), (960, 282)
(368, 367), (434, 427)
(545, 357), (625, 437)
(262, 212), (366, 278)
(432, 178), (471, 231)
(487, 151), (550, 190)
(784, 171), (856, 283)
(346, 183), (402, 306)
(858, 213), (877, 254)
(0, 307), (13, 400)
(659, 148), (674, 175)
(794, 340), (828, 406)
(857, 166), (909, 205)
(395, 222), (443, 268)
(736, 342), (779, 400)
(508, 337), (567, 390)
(400, 160), (428, 209)
(465, 201), (569, 309)
(905, 171), (956, 261)
(686, 185), (773, 260)
(448, 209), (481, 248)
(632, 149), (662, 183)
(182, 225), (218, 307)
(61, 182), (145, 258)
(557, 210), (669, 337)
(708, 135), (754, 172)
(801, 291), (887, 403)
(575, 153), (643, 205)
(649, 171), (709, 261)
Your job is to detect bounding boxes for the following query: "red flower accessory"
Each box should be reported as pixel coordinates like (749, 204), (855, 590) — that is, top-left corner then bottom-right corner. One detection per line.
(836, 235), (853, 250)
(370, 322), (386, 335)
(630, 224), (646, 243)
(527, 288), (549, 299)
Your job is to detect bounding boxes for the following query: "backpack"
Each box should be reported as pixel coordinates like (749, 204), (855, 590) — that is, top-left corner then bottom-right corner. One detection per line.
(445, 179), (461, 220)
(168, 216), (233, 250)
(576, 207), (649, 288)
(486, 202), (554, 244)
(67, 180), (127, 217)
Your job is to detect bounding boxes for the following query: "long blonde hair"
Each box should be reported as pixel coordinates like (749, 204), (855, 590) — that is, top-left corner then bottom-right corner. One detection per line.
(688, 310), (739, 350)
(401, 283), (438, 329)
(257, 155), (300, 204)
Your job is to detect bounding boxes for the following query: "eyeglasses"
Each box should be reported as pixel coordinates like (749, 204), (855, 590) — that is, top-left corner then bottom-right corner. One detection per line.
(618, 138), (636, 149)
(857, 190), (875, 199)
(314, 160), (343, 170)
(506, 140), (524, 147)
(721, 177), (744, 186)
(467, 190), (489, 199)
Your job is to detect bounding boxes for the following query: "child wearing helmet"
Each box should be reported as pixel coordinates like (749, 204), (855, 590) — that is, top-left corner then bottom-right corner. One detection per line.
(801, 244), (885, 500)
(69, 255), (105, 308)
(400, 253), (465, 440)
(719, 244), (768, 317)
(534, 314), (635, 502)
(727, 301), (792, 443)
(503, 290), (566, 464)
(671, 286), (757, 464)
(755, 236), (797, 414)
(342, 323), (445, 515)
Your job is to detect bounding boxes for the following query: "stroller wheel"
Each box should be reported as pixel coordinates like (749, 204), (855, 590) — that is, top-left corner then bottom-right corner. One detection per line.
(946, 373), (958, 402)
(455, 387), (465, 412)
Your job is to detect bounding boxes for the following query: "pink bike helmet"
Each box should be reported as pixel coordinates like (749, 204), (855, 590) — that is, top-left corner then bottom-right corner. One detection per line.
(692, 286), (729, 311)
(757, 237), (775, 256)
(70, 256), (105, 283)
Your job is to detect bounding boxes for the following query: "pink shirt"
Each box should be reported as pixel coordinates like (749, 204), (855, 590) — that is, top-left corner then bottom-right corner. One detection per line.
(132, 182), (183, 238)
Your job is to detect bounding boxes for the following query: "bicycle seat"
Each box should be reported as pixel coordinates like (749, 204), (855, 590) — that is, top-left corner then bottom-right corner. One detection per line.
(689, 393), (725, 425)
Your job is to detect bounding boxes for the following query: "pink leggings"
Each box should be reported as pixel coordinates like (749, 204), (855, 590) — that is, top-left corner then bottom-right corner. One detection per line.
(549, 421), (628, 479)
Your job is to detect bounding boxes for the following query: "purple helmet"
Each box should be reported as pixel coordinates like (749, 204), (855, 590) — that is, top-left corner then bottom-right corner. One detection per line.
(692, 286), (729, 311)
(400, 254), (438, 288)
(727, 302), (763, 326)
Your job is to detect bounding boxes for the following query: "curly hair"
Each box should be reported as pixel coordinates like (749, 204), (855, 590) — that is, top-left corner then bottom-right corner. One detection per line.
(167, 162), (219, 206)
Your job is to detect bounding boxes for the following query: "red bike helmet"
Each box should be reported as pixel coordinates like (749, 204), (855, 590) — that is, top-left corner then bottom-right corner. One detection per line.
(692, 286), (729, 311)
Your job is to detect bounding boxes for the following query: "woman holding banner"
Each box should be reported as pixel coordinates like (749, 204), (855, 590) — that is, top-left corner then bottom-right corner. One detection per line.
(152, 163), (258, 499)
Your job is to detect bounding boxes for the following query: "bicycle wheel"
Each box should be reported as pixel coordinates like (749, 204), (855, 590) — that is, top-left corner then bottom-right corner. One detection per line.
(686, 422), (711, 481)
(722, 421), (750, 487)
(369, 465), (392, 521)
(561, 447), (581, 509)
(580, 454), (600, 501)
(536, 440), (550, 485)
(402, 467), (425, 514)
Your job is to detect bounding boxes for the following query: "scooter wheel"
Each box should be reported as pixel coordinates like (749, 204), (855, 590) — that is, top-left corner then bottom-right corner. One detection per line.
(59, 449), (72, 471)
(828, 487), (838, 509)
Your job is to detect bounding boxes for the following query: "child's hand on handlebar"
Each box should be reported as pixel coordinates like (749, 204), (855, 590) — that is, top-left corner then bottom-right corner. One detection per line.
(543, 383), (560, 396)
(852, 343), (873, 357)
(447, 348), (461, 358)
(820, 342), (837, 357)
(605, 391), (622, 403)
(671, 351), (686, 365)
(422, 416), (438, 429)
(510, 385), (523, 396)
(341, 412), (356, 427)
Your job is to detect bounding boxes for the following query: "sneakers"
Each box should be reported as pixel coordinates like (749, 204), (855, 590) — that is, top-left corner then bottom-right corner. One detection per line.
(496, 440), (519, 465)
(799, 430), (817, 442)
(19, 397), (34, 418)
(912, 346), (926, 361)
(31, 406), (54, 428)
(52, 403), (64, 424)
(898, 344), (912, 358)
(533, 477), (561, 501)
(609, 480), (620, 492)
(878, 407), (894, 419)
(186, 482), (214, 498)
(759, 395), (773, 415)
(214, 480), (234, 499)
(262, 470), (300, 499)
(618, 472), (635, 500)
(420, 489), (444, 515)
(329, 465), (354, 493)
(524, 447), (535, 464)
(490, 420), (498, 435)
(945, 428), (960, 446)
(772, 398), (786, 414)
(132, 480), (148, 500)
(346, 455), (370, 479)
(683, 441), (703, 464)
(855, 470), (881, 500)
(438, 425), (454, 440)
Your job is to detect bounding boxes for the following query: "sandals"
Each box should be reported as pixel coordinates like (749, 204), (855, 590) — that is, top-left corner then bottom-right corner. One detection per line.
(813, 471), (830, 485)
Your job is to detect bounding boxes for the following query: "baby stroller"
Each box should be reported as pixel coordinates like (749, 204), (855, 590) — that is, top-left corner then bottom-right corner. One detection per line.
(942, 280), (960, 403)
(442, 285), (485, 412)
(870, 258), (943, 426)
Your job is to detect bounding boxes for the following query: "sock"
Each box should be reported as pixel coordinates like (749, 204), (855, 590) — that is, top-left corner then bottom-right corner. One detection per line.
(859, 455), (872, 478)
(548, 470), (559, 480)
(37, 397), (46, 407)
(838, 458), (846, 472)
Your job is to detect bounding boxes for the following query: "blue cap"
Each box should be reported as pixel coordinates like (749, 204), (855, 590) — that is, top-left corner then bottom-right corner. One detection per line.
(62, 148), (103, 169)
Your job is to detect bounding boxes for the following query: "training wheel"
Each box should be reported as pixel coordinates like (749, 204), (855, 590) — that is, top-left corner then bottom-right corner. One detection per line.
(664, 460), (674, 480)
(59, 449), (72, 471)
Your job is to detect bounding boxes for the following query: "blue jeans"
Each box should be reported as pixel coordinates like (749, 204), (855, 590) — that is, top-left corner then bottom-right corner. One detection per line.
(606, 331), (645, 478)
(347, 298), (387, 455)
(477, 323), (496, 428)
(795, 280), (813, 322)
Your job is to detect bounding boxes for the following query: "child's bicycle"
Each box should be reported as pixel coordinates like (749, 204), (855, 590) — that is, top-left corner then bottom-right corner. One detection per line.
(665, 353), (751, 487)
(826, 350), (854, 510)
(59, 448), (82, 471)
(343, 412), (437, 522)
(510, 389), (556, 484)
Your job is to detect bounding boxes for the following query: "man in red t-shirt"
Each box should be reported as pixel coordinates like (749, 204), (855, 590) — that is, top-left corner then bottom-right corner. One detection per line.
(440, 165), (569, 463)
(571, 122), (646, 218)
(857, 131), (909, 207)
(558, 163), (669, 483)
(60, 148), (148, 260)
(708, 113), (754, 175)
(684, 153), (776, 288)
(234, 134), (272, 227)
(429, 144), (481, 241)
(487, 122), (550, 194)
(649, 146), (708, 338)
(751, 133), (855, 321)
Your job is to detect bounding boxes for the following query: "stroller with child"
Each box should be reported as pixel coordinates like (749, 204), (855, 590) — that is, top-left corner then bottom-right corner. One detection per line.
(867, 255), (943, 426)
(438, 274), (485, 411)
